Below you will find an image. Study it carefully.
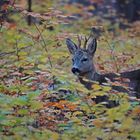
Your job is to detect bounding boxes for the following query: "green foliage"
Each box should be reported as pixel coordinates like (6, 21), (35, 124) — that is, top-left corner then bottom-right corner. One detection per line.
(0, 0), (140, 140)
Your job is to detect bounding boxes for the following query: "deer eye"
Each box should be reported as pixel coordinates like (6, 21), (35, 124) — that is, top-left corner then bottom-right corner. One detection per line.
(82, 58), (88, 62)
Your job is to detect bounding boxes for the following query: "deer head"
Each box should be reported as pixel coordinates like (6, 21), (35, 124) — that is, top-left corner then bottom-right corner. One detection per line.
(66, 35), (97, 78)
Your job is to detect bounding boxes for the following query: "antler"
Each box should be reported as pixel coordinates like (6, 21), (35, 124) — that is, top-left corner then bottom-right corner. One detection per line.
(83, 36), (90, 49)
(77, 31), (95, 49)
(77, 35), (82, 48)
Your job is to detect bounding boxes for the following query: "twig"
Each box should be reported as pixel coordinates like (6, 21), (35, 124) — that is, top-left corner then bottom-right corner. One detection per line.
(11, 0), (16, 6)
(15, 39), (20, 61)
(0, 23), (3, 31)
(34, 23), (53, 68)
(103, 31), (120, 73)
(0, 45), (31, 58)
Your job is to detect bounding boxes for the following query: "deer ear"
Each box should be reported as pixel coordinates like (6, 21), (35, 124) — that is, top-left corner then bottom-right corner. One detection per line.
(87, 38), (97, 55)
(66, 38), (78, 55)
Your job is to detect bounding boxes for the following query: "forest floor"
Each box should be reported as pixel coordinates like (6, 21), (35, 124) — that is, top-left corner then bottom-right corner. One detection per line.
(0, 0), (140, 140)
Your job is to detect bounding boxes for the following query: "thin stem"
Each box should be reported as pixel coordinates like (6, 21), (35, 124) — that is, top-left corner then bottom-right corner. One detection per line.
(103, 32), (120, 73)
(11, 0), (16, 6)
(15, 39), (20, 61)
(15, 39), (23, 87)
(27, 0), (32, 25)
(0, 23), (3, 31)
(34, 23), (53, 68)
(34, 23), (55, 90)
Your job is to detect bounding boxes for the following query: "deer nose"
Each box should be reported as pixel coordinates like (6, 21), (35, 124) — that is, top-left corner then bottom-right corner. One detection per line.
(72, 67), (80, 74)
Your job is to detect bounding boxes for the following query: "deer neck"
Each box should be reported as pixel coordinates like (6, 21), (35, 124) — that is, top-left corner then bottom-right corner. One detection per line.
(78, 64), (103, 89)
(79, 64), (101, 82)
(78, 63), (109, 89)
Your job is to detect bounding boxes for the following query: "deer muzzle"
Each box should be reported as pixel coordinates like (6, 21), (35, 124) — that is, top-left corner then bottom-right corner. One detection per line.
(72, 67), (81, 75)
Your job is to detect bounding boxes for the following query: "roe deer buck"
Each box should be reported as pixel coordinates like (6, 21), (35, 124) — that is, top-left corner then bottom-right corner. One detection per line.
(66, 35), (140, 99)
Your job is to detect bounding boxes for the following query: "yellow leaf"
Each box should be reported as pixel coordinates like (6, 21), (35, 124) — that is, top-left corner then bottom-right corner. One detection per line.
(72, 111), (83, 117)
(132, 106), (140, 115)
(102, 85), (111, 92)
(87, 5), (95, 11)
(92, 84), (102, 91)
